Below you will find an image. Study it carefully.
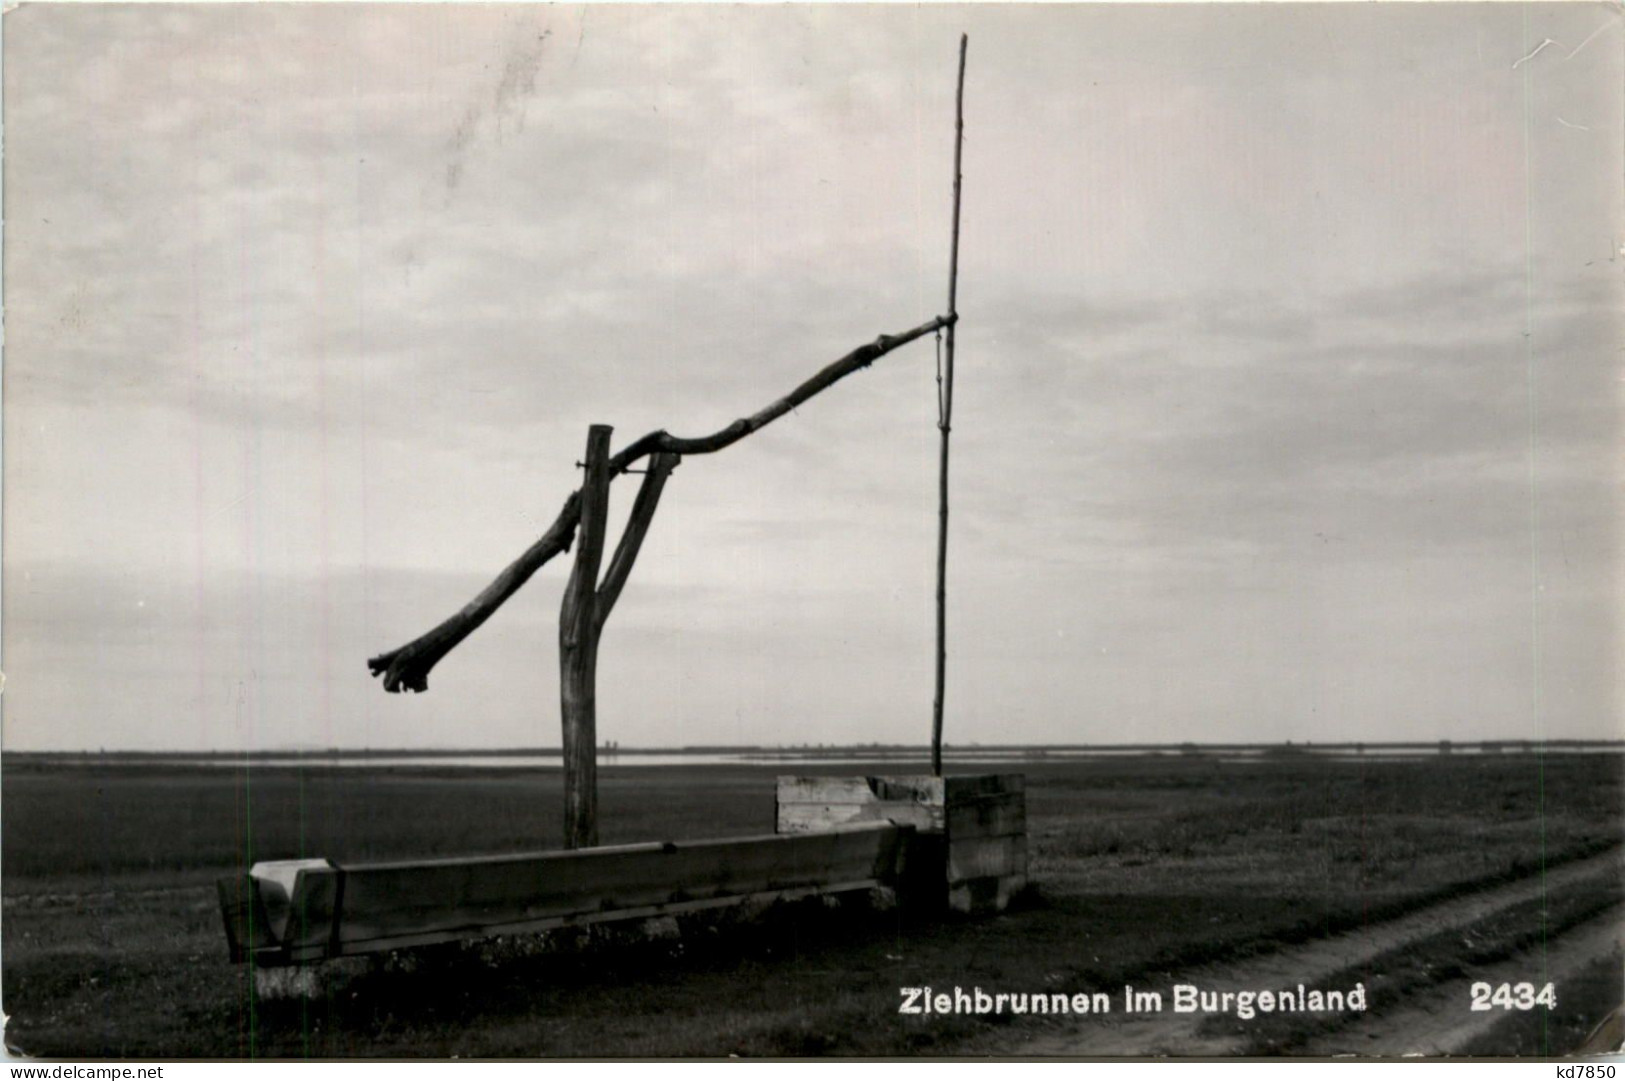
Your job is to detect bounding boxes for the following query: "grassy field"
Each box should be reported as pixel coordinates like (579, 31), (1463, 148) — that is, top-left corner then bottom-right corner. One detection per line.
(3, 752), (1621, 1058)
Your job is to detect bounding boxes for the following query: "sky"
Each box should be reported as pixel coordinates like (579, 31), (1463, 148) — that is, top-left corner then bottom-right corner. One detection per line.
(3, 3), (1620, 752)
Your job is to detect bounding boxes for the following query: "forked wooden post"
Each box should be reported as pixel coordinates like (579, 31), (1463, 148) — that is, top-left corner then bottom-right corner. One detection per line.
(560, 424), (613, 848)
(558, 426), (679, 849)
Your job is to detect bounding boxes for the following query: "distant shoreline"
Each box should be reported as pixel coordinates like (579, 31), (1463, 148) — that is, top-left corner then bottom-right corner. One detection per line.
(6, 739), (1621, 763)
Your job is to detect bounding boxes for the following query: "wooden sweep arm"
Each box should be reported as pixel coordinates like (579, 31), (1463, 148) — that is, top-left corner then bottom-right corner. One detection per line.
(367, 312), (955, 693)
(367, 491), (582, 692)
(602, 315), (955, 470)
(594, 451), (679, 628)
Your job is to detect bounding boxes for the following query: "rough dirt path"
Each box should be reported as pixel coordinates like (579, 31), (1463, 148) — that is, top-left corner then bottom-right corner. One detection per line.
(1301, 903), (1623, 1057)
(1006, 849), (1623, 1057)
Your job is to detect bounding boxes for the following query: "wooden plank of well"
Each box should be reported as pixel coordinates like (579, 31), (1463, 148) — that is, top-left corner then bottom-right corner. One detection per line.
(335, 832), (895, 954)
(278, 824), (907, 959)
(776, 776), (947, 833)
(946, 834), (1027, 883)
(776, 775), (953, 808)
(777, 775), (1022, 806)
(329, 851), (720, 946)
(775, 774), (1028, 915)
(777, 800), (940, 834)
(778, 775), (1026, 843)
(314, 879), (884, 960)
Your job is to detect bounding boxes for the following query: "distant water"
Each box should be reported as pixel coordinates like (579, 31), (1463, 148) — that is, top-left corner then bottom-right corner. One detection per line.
(78, 744), (1623, 770)
(145, 751), (1023, 769)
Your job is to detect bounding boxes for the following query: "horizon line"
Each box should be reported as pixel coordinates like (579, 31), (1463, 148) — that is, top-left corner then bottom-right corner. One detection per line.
(7, 737), (1622, 759)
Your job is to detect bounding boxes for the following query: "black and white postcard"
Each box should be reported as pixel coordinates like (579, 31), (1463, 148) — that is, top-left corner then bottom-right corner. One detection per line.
(3, 2), (1621, 1061)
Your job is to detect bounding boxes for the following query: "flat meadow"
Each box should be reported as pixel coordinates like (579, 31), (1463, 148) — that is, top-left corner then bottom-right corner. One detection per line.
(3, 751), (1620, 1057)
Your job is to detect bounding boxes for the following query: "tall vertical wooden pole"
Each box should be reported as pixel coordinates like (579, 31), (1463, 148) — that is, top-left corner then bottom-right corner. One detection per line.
(560, 423), (612, 848)
(932, 34), (967, 778)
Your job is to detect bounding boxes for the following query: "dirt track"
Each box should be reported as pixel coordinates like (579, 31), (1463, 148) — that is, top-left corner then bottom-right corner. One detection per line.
(1300, 905), (1622, 1056)
(1006, 850), (1624, 1057)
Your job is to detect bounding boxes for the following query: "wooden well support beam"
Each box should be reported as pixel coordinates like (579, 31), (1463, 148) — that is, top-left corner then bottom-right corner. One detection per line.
(558, 425), (679, 849)
(559, 425), (612, 849)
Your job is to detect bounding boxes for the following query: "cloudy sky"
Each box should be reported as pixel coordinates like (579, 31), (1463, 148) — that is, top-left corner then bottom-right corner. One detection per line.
(4, 3), (1619, 752)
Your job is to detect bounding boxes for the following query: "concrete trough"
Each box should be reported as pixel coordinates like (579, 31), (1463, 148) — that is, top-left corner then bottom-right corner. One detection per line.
(218, 821), (913, 969)
(775, 773), (1028, 914)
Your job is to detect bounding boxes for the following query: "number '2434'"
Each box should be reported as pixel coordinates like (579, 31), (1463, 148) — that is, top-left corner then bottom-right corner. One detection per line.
(1469, 981), (1556, 1011)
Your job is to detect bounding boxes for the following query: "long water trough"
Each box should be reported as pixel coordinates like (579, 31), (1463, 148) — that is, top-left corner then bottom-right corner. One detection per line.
(220, 821), (912, 969)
